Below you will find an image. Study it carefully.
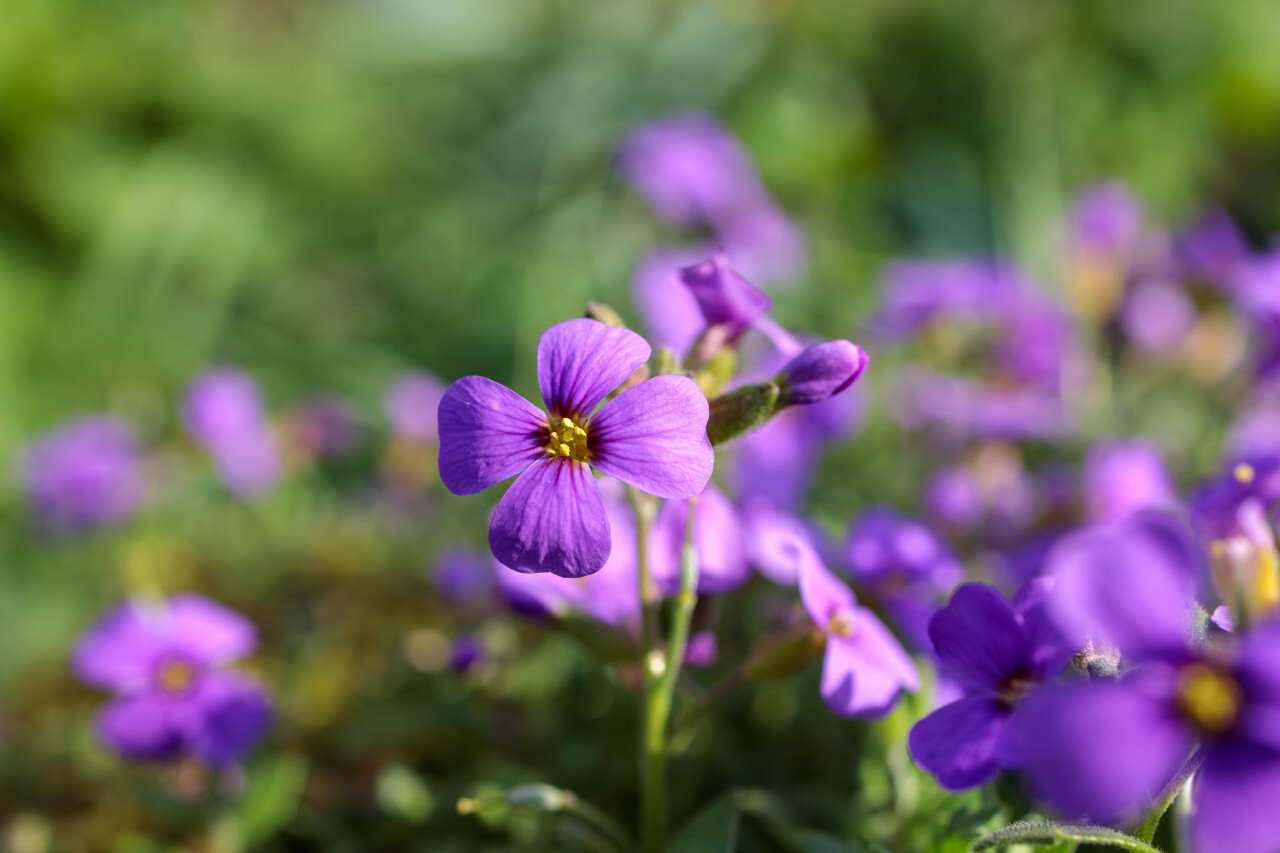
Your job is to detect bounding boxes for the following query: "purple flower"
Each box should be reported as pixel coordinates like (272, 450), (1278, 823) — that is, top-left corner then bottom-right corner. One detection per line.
(22, 416), (145, 530)
(385, 371), (447, 443)
(876, 259), (1026, 339)
(1119, 279), (1196, 354)
(284, 395), (361, 459)
(907, 580), (1068, 790)
(449, 636), (484, 672)
(1177, 208), (1249, 288)
(742, 497), (819, 585)
(1068, 182), (1144, 258)
(615, 113), (766, 227)
(924, 467), (985, 529)
(898, 371), (1070, 442)
(1228, 399), (1280, 460)
(432, 547), (496, 603)
(72, 594), (271, 767)
(1231, 249), (1280, 378)
(685, 631), (719, 668)
(1020, 516), (1280, 853)
(437, 319), (713, 578)
(676, 253), (772, 344)
(1083, 441), (1176, 523)
(845, 507), (964, 649)
(182, 369), (280, 498)
(650, 484), (749, 596)
(775, 340), (869, 406)
(798, 546), (919, 718)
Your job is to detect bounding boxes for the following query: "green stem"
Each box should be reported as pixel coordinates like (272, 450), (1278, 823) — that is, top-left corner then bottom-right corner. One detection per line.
(627, 487), (660, 651)
(1135, 750), (1204, 844)
(641, 497), (700, 853)
(560, 791), (636, 853)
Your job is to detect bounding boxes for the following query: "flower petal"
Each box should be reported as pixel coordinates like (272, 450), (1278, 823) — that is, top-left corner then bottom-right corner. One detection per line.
(166, 594), (258, 666)
(908, 696), (1010, 790)
(537, 319), (651, 419)
(798, 547), (856, 627)
(72, 603), (163, 691)
(1191, 739), (1280, 853)
(742, 498), (815, 586)
(1018, 678), (1193, 823)
(650, 484), (749, 595)
(489, 457), (611, 578)
(437, 376), (547, 496)
(185, 673), (273, 767)
(95, 693), (183, 761)
(589, 375), (712, 500)
(821, 610), (918, 718)
(928, 583), (1030, 693)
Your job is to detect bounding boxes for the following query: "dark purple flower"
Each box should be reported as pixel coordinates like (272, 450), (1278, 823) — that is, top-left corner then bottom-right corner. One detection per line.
(1177, 208), (1249, 288)
(438, 319), (713, 578)
(182, 369), (280, 498)
(615, 113), (766, 227)
(798, 546), (919, 718)
(775, 340), (869, 406)
(1083, 441), (1176, 523)
(385, 372), (447, 444)
(677, 253), (772, 344)
(907, 580), (1068, 790)
(72, 594), (271, 767)
(1020, 516), (1280, 853)
(450, 636), (484, 672)
(22, 416), (145, 530)
(651, 484), (749, 596)
(432, 547), (496, 603)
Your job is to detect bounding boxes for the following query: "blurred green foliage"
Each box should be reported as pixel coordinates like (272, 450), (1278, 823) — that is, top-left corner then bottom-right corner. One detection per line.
(3, 0), (1280, 849)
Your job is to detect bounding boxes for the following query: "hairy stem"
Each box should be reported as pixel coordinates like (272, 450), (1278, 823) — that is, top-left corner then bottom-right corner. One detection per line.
(1135, 750), (1204, 844)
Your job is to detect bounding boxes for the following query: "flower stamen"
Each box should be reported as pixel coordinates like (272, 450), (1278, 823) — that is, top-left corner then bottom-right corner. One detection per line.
(156, 659), (197, 694)
(1177, 662), (1241, 734)
(547, 416), (589, 462)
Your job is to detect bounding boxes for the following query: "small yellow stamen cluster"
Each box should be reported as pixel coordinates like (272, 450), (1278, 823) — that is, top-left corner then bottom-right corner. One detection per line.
(547, 416), (589, 462)
(1177, 662), (1241, 734)
(1235, 463), (1256, 484)
(156, 660), (196, 694)
(828, 610), (856, 639)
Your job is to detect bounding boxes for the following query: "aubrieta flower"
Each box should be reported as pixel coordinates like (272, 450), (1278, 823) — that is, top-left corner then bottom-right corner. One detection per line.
(845, 507), (964, 649)
(676, 252), (773, 346)
(908, 579), (1067, 790)
(775, 340), (869, 407)
(650, 483), (749, 596)
(798, 543), (919, 718)
(22, 416), (145, 531)
(439, 319), (713, 577)
(1019, 513), (1280, 853)
(183, 368), (280, 498)
(1083, 440), (1176, 523)
(72, 594), (271, 767)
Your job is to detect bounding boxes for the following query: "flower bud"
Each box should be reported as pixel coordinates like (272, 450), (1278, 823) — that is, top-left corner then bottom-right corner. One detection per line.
(584, 301), (626, 328)
(705, 381), (780, 445)
(1208, 499), (1280, 627)
(677, 252), (770, 343)
(774, 340), (869, 406)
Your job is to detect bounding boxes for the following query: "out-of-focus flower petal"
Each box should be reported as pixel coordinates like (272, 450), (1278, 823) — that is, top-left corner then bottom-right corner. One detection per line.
(821, 609), (918, 718)
(632, 247), (710, 355)
(798, 549), (857, 627)
(185, 673), (272, 767)
(166, 594), (258, 666)
(489, 457), (610, 578)
(385, 371), (447, 443)
(536, 319), (651, 420)
(436, 376), (547, 496)
(650, 484), (748, 595)
(677, 253), (771, 341)
(589, 376), (712, 500)
(95, 693), (182, 761)
(1190, 739), (1280, 853)
(908, 696), (1009, 790)
(928, 583), (1030, 694)
(72, 603), (163, 691)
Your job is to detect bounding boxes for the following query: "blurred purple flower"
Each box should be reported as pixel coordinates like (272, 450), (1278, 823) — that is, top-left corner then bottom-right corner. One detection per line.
(1083, 441), (1176, 523)
(1119, 278), (1196, 354)
(742, 497), (819, 585)
(907, 580), (1068, 790)
(432, 547), (496, 603)
(685, 631), (719, 669)
(1231, 249), (1280, 378)
(651, 484), (749, 596)
(286, 395), (361, 459)
(995, 294), (1076, 390)
(876, 259), (1025, 339)
(615, 112), (767, 227)
(385, 371), (447, 444)
(1069, 182), (1144, 258)
(898, 371), (1069, 442)
(22, 416), (145, 531)
(1178, 208), (1249, 288)
(437, 319), (712, 578)
(924, 467), (985, 529)
(182, 369), (280, 498)
(716, 203), (808, 284)
(1021, 515), (1280, 853)
(798, 546), (919, 718)
(449, 636), (484, 672)
(72, 594), (271, 767)
(1228, 399), (1280, 460)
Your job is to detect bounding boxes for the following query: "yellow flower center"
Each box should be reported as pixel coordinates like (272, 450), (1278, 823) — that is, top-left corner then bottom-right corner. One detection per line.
(547, 416), (589, 462)
(828, 610), (856, 638)
(156, 659), (197, 694)
(1235, 463), (1256, 485)
(1177, 662), (1241, 734)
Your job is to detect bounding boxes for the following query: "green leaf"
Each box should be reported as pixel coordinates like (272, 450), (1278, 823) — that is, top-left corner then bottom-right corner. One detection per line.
(671, 791), (742, 853)
(235, 754), (309, 845)
(971, 820), (1164, 852)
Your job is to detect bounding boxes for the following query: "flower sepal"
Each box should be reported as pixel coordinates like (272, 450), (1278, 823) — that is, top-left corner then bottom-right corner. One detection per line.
(706, 382), (781, 445)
